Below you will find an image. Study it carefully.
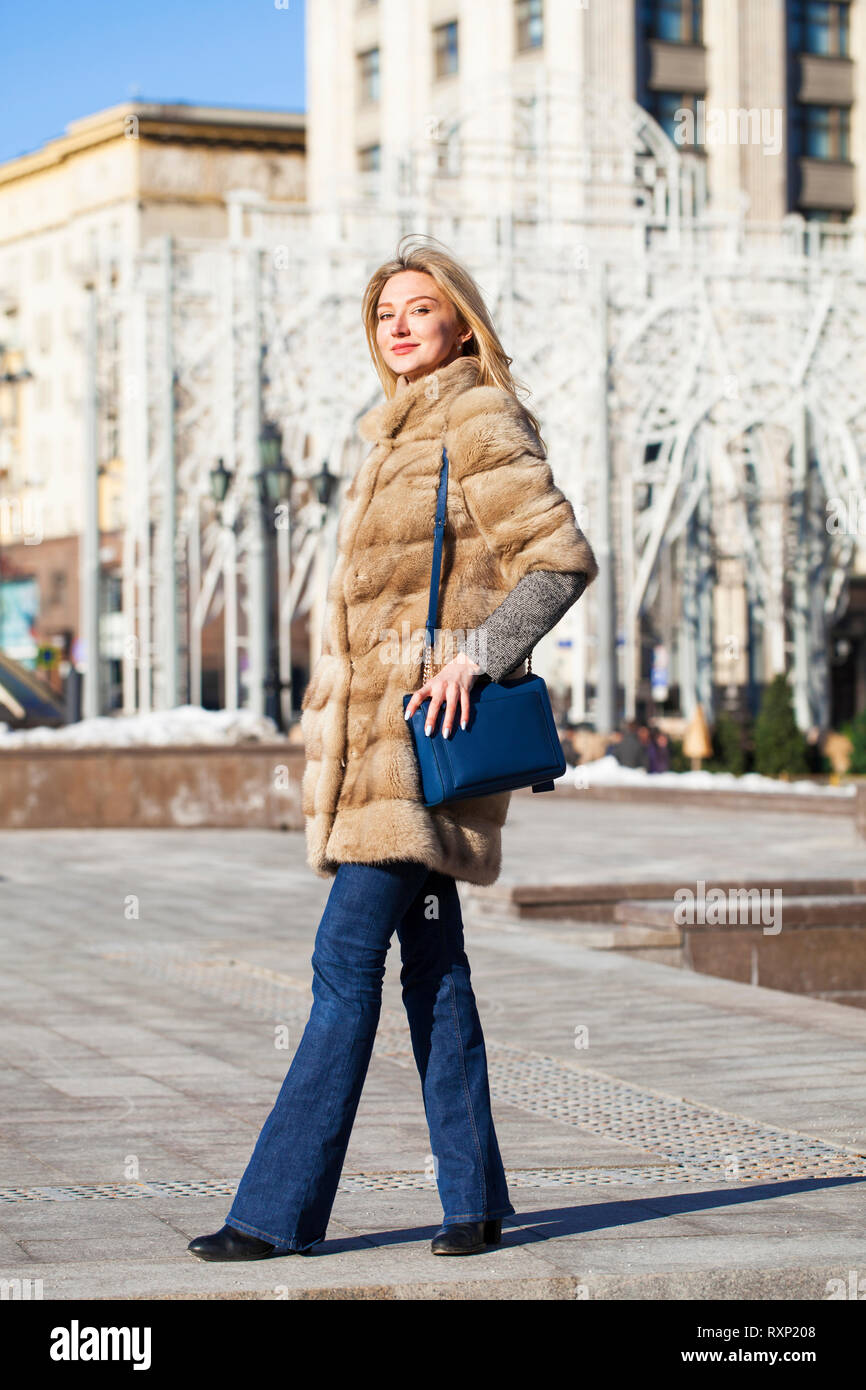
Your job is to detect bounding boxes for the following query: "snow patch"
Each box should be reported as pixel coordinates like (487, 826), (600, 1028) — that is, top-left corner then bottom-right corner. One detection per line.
(568, 755), (855, 797)
(0, 705), (284, 749)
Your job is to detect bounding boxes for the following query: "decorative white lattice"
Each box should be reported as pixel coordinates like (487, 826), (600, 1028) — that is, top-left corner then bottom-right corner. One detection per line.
(105, 78), (866, 729)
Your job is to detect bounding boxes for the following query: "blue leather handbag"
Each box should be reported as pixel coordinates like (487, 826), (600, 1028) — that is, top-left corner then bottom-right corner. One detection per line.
(402, 444), (567, 807)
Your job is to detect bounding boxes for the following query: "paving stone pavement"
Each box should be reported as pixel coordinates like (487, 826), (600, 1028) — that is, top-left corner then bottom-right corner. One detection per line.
(0, 796), (865, 1300)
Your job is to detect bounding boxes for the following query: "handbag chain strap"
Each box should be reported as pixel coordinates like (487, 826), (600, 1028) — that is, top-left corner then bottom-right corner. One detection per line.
(422, 444), (534, 684)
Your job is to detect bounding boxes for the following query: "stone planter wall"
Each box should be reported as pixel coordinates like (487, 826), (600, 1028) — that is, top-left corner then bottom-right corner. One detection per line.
(0, 745), (863, 833)
(0, 744), (305, 829)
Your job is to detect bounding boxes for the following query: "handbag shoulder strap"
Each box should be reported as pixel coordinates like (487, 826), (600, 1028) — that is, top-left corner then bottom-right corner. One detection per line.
(422, 444), (450, 683)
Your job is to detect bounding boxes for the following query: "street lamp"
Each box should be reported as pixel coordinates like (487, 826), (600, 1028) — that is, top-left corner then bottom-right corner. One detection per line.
(209, 456), (232, 505)
(257, 422), (293, 508)
(311, 458), (338, 511)
(204, 456), (239, 715)
(257, 423), (294, 733)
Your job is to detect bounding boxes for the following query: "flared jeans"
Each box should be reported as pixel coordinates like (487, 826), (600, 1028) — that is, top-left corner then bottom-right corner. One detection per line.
(224, 858), (515, 1252)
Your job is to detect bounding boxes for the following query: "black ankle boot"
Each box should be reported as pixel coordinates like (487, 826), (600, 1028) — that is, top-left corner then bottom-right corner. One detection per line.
(187, 1223), (284, 1261)
(430, 1218), (502, 1255)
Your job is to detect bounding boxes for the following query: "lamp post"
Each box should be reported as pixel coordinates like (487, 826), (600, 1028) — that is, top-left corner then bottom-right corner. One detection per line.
(208, 456), (239, 712)
(257, 422), (293, 731)
(208, 446), (337, 728)
(0, 356), (35, 696)
(81, 283), (100, 719)
(306, 458), (341, 679)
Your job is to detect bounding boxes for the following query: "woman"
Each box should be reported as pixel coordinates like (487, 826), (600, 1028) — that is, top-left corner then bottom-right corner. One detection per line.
(188, 236), (597, 1262)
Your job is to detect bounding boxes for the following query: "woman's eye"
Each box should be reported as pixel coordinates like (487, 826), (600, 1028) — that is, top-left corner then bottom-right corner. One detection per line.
(378, 307), (428, 320)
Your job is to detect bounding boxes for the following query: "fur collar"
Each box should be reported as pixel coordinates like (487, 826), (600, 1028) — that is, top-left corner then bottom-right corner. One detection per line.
(358, 354), (481, 443)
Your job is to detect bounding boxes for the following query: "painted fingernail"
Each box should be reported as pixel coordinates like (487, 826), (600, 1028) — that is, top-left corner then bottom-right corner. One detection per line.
(404, 708), (411, 719)
(444, 727), (450, 739)
(425, 724), (432, 736)
(461, 720), (467, 730)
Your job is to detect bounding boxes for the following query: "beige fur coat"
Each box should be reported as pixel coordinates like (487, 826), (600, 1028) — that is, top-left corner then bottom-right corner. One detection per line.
(300, 353), (598, 886)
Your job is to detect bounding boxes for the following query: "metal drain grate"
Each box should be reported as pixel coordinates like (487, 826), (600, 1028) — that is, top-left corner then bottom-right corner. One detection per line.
(87, 944), (866, 1185)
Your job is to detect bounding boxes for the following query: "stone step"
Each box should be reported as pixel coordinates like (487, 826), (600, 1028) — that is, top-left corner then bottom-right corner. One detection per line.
(466, 878), (866, 925)
(465, 912), (683, 949)
(534, 781), (859, 818)
(615, 895), (866, 930)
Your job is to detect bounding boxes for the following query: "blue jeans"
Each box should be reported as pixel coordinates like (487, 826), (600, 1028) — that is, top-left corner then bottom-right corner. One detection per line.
(224, 859), (516, 1252)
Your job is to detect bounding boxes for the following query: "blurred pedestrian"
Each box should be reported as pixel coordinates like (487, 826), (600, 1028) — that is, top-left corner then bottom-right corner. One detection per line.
(614, 719), (650, 770)
(604, 729), (622, 758)
(648, 727), (671, 773)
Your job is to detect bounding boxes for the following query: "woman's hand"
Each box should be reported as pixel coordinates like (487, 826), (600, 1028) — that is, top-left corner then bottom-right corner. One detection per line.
(404, 651), (481, 738)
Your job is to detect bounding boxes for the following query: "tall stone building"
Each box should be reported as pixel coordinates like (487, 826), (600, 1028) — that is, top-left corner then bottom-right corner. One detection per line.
(308, 0), (863, 223)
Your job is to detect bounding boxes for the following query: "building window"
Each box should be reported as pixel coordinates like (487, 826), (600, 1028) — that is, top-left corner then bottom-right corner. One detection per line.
(638, 0), (702, 44)
(788, 1), (849, 57)
(648, 91), (703, 148)
(32, 247), (52, 281)
(433, 21), (458, 78)
(791, 104), (850, 159)
(358, 144), (381, 172)
(435, 128), (461, 178)
(802, 208), (848, 222)
(35, 312), (52, 355)
(47, 570), (67, 608)
(357, 47), (380, 104)
(516, 0), (544, 51)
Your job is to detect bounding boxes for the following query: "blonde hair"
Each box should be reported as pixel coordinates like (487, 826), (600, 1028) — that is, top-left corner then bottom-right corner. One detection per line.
(361, 233), (545, 448)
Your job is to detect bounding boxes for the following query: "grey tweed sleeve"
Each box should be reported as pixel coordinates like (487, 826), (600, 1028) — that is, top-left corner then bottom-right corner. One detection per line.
(456, 570), (588, 683)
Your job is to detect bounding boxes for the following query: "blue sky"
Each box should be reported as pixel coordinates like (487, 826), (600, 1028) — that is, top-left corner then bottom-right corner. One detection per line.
(0, 0), (306, 164)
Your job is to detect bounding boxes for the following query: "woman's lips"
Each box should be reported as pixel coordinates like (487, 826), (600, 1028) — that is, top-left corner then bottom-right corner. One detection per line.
(391, 343), (418, 353)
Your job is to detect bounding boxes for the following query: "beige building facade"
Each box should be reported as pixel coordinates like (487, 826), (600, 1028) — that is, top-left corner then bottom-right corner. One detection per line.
(0, 102), (304, 541)
(0, 103), (304, 697)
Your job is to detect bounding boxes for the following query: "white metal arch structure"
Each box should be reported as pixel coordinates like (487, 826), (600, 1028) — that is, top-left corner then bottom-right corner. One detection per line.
(608, 257), (866, 725)
(396, 66), (702, 229)
(122, 228), (384, 719)
(107, 69), (866, 732)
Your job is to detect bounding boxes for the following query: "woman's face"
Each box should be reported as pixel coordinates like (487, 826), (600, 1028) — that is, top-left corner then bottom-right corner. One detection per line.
(375, 269), (472, 381)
